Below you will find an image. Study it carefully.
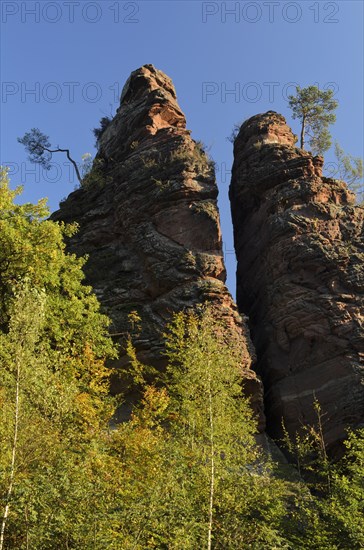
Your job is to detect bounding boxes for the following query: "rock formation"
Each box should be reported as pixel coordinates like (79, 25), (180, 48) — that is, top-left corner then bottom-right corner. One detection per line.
(52, 65), (264, 427)
(230, 111), (364, 453)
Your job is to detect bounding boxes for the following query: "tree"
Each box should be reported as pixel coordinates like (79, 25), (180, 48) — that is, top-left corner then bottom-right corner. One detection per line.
(324, 429), (364, 548)
(165, 310), (293, 548)
(333, 142), (363, 199)
(18, 128), (82, 183)
(166, 310), (259, 548)
(0, 168), (119, 548)
(281, 400), (364, 549)
(1, 167), (363, 547)
(0, 285), (45, 550)
(93, 116), (112, 149)
(288, 85), (338, 154)
(114, 309), (290, 549)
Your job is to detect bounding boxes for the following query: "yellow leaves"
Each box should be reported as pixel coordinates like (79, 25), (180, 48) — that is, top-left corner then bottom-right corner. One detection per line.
(81, 342), (111, 392)
(72, 344), (114, 429)
(128, 309), (142, 332)
(125, 337), (147, 387)
(0, 386), (6, 410)
(83, 342), (96, 363)
(111, 387), (170, 481)
(75, 392), (101, 429)
(138, 386), (170, 426)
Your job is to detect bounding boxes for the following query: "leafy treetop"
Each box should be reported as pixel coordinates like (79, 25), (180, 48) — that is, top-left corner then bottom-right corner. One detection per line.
(288, 85), (338, 155)
(18, 128), (82, 183)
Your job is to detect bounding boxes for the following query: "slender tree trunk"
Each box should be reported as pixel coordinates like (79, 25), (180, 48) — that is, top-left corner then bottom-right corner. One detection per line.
(44, 147), (82, 183)
(207, 373), (214, 550)
(25, 505), (29, 550)
(315, 402), (331, 495)
(65, 149), (82, 184)
(0, 358), (21, 550)
(300, 115), (306, 149)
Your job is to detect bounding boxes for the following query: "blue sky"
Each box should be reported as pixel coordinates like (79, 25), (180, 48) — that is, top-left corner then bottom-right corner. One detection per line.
(1, 0), (363, 295)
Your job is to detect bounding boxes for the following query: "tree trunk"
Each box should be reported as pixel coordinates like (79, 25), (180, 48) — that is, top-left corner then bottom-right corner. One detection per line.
(65, 150), (82, 184)
(0, 358), (21, 550)
(315, 400), (331, 495)
(207, 373), (214, 550)
(44, 147), (82, 183)
(300, 116), (306, 149)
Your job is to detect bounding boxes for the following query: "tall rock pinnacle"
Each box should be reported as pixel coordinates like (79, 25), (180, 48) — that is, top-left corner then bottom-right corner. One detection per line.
(52, 65), (264, 426)
(230, 111), (364, 453)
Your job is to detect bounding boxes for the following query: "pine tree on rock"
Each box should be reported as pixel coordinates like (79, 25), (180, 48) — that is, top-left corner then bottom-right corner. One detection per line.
(288, 85), (338, 154)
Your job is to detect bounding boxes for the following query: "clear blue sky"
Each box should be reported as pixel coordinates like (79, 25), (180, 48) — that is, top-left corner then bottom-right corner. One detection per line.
(1, 0), (363, 295)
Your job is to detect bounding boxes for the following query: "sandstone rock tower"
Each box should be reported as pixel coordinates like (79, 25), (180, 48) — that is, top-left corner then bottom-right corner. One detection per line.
(52, 65), (264, 425)
(230, 111), (364, 452)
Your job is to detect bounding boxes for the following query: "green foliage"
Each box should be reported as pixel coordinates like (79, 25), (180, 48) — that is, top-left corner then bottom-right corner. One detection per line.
(281, 401), (364, 549)
(80, 158), (111, 189)
(112, 358), (364, 549)
(182, 249), (197, 269)
(288, 85), (338, 154)
(0, 170), (113, 361)
(168, 142), (215, 174)
(114, 310), (290, 549)
(333, 142), (363, 199)
(93, 116), (112, 149)
(139, 141), (215, 186)
(18, 129), (82, 183)
(1, 168), (363, 547)
(163, 310), (289, 548)
(127, 309), (142, 332)
(0, 168), (117, 548)
(194, 140), (216, 172)
(325, 429), (364, 547)
(191, 200), (218, 222)
(17, 129), (52, 169)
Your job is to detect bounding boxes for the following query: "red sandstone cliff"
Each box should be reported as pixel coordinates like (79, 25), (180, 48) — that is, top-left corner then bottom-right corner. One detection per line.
(230, 111), (364, 452)
(52, 65), (264, 427)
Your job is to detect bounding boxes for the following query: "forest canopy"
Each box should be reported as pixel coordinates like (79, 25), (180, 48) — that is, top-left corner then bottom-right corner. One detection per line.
(0, 168), (363, 549)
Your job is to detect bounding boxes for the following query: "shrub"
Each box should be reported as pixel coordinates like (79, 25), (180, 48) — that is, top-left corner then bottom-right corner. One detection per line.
(93, 116), (112, 149)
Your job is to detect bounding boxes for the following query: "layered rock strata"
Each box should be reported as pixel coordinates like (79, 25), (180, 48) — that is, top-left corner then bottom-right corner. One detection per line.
(230, 111), (364, 452)
(52, 65), (264, 426)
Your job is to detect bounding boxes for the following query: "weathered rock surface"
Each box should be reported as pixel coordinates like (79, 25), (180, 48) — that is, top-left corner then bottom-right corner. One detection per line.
(52, 65), (264, 427)
(230, 111), (364, 453)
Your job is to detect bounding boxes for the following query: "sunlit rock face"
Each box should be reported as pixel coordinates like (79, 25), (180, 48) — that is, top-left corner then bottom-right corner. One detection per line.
(230, 111), (364, 454)
(52, 65), (265, 428)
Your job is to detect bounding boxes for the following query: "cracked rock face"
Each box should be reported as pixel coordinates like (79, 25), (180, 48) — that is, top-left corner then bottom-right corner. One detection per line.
(230, 111), (364, 453)
(52, 65), (264, 427)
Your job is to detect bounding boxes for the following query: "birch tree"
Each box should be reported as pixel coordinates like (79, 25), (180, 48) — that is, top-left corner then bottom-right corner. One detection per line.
(0, 285), (45, 550)
(163, 309), (286, 549)
(0, 168), (118, 548)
